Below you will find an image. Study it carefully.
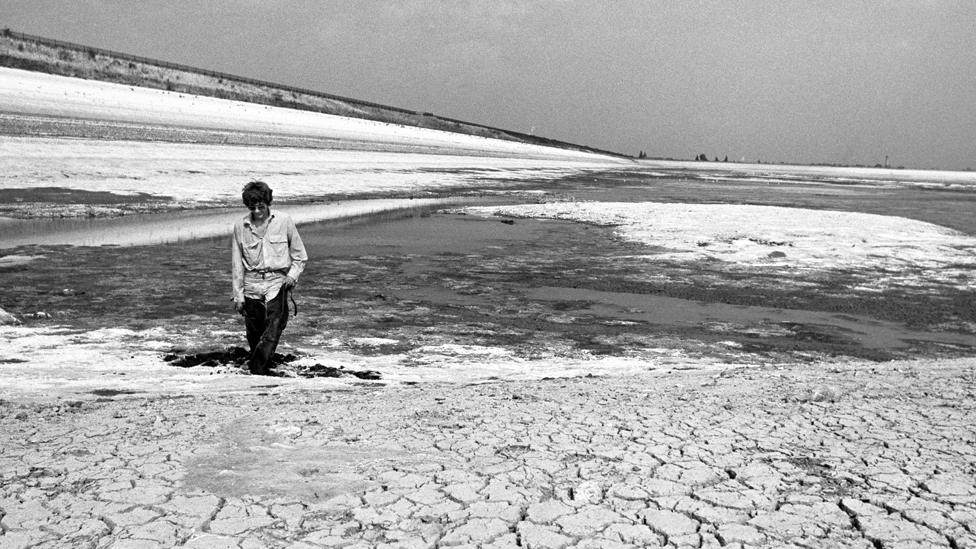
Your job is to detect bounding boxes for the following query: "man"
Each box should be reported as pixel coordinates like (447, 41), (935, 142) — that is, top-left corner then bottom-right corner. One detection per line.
(231, 181), (308, 375)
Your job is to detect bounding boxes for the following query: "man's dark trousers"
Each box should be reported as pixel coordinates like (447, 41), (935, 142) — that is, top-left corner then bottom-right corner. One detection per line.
(243, 288), (289, 375)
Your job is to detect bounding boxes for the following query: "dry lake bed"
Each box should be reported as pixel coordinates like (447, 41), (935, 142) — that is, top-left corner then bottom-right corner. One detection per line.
(2, 165), (976, 548)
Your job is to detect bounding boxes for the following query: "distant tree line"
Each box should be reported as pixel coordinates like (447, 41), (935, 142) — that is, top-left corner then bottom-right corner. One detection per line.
(695, 153), (729, 162)
(632, 147), (926, 169)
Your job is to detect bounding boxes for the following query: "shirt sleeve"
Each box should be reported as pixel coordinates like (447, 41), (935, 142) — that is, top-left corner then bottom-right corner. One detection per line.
(230, 223), (245, 302)
(285, 217), (308, 281)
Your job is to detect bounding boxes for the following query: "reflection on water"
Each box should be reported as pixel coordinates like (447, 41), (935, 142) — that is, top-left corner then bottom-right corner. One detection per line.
(0, 198), (467, 249)
(526, 286), (976, 351)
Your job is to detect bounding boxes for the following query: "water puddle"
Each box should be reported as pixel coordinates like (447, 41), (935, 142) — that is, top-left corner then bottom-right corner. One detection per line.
(302, 210), (551, 258)
(526, 286), (976, 351)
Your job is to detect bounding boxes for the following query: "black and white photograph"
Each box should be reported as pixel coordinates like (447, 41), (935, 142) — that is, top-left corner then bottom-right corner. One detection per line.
(1, 2), (975, 547)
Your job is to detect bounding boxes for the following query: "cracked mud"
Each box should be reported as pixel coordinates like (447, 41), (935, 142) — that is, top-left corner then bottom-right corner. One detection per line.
(2, 362), (975, 548)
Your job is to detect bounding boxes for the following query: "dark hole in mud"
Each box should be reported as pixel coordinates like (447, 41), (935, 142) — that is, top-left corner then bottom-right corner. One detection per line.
(788, 456), (831, 470)
(89, 388), (139, 397)
(783, 456), (857, 495)
(162, 346), (297, 369)
(294, 364), (382, 380)
(162, 347), (381, 380)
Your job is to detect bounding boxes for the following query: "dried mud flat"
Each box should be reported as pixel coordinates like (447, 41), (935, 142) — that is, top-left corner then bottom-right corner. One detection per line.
(2, 359), (975, 548)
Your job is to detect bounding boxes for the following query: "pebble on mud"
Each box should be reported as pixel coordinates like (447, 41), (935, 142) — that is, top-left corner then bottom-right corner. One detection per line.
(797, 385), (841, 403)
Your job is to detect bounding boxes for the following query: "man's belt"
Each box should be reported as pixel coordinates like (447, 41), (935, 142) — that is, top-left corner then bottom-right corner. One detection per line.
(249, 269), (287, 279)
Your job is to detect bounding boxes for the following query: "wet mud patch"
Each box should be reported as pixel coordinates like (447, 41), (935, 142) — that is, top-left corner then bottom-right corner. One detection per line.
(161, 346), (382, 379)
(89, 388), (140, 397)
(183, 417), (397, 501)
(0, 186), (176, 218)
(324, 213), (975, 364)
(2, 188), (975, 375)
(0, 241), (232, 333)
(0, 187), (167, 205)
(163, 346), (253, 368)
(163, 346), (298, 370)
(203, 209), (972, 365)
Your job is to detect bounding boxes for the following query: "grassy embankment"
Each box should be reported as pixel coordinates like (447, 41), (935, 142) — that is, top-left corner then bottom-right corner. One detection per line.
(0, 30), (626, 158)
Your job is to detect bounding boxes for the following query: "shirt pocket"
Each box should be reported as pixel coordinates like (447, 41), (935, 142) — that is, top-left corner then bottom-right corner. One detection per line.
(242, 238), (262, 264)
(267, 234), (289, 261)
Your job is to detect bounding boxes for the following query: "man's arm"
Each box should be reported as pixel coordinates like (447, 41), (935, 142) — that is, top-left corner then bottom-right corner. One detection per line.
(284, 218), (308, 285)
(230, 225), (245, 309)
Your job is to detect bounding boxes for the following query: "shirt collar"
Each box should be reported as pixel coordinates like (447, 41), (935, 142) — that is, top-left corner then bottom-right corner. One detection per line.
(243, 212), (275, 227)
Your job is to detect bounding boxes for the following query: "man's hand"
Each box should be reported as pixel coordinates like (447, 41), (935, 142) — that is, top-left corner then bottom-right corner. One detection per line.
(234, 300), (245, 315)
(282, 276), (297, 290)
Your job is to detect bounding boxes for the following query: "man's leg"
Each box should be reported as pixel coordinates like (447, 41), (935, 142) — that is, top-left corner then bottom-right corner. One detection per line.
(247, 288), (290, 375)
(242, 297), (266, 353)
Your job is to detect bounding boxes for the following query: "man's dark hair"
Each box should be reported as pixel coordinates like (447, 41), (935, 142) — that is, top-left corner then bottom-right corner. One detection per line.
(242, 180), (273, 208)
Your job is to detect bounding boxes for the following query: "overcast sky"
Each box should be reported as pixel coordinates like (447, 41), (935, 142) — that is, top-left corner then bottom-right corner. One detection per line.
(4, 1), (975, 169)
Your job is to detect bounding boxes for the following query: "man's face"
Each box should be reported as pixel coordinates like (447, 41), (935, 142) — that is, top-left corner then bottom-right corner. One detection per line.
(248, 201), (270, 222)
